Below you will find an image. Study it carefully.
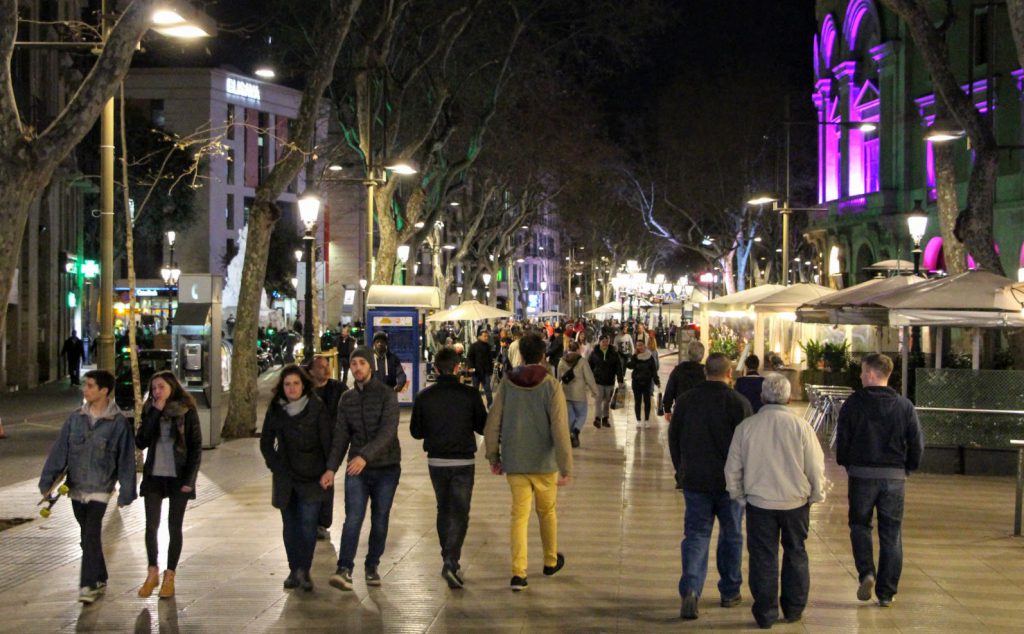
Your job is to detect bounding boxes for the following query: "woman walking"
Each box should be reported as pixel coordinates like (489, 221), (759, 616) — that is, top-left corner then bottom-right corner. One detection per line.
(557, 341), (599, 448)
(626, 339), (661, 429)
(260, 364), (333, 592)
(136, 371), (202, 599)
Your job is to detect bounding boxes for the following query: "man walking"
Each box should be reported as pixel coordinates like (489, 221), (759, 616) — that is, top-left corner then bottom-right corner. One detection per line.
(485, 333), (573, 591)
(410, 347), (487, 588)
(323, 347), (401, 591)
(725, 375), (826, 628)
(335, 325), (357, 386)
(39, 370), (137, 604)
(467, 328), (495, 408)
(588, 334), (623, 428)
(61, 330), (85, 385)
(836, 353), (923, 608)
(662, 340), (706, 422)
(371, 331), (407, 392)
(309, 355), (347, 541)
(668, 352), (752, 620)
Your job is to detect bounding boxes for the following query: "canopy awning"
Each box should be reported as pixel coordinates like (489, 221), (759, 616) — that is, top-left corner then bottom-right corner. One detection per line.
(796, 276), (925, 325)
(704, 284), (785, 312)
(366, 285), (442, 309)
(749, 283), (836, 312)
(425, 300), (511, 322)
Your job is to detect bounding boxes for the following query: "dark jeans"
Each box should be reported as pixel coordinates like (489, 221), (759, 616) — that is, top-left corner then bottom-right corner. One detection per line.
(67, 359), (81, 385)
(319, 484), (335, 529)
(848, 477), (905, 600)
(633, 384), (652, 420)
(472, 372), (493, 407)
(679, 489), (743, 599)
(280, 494), (321, 572)
(144, 490), (190, 570)
(747, 503), (810, 627)
(338, 465), (401, 571)
(428, 465), (475, 569)
(72, 500), (108, 588)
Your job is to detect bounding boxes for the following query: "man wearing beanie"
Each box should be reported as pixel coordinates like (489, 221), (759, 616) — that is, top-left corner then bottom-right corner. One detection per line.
(371, 331), (407, 391)
(322, 345), (401, 591)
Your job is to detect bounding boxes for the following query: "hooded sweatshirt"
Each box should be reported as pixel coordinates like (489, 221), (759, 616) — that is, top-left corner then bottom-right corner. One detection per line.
(557, 351), (598, 402)
(836, 385), (923, 479)
(484, 364), (572, 476)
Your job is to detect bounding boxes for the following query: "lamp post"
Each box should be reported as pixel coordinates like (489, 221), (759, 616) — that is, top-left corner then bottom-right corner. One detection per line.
(540, 280), (548, 313)
(396, 244), (410, 285)
(358, 278), (367, 330)
(574, 286), (581, 319)
(298, 189), (321, 358)
(160, 231), (181, 327)
(482, 272), (492, 305)
(906, 200), (928, 276)
(471, 288), (478, 300)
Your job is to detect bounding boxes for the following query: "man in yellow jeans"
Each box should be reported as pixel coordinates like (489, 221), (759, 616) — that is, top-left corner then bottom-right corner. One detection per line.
(485, 332), (573, 591)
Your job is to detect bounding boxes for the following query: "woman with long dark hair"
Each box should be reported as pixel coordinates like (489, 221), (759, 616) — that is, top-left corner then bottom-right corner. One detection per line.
(260, 364), (333, 591)
(136, 370), (202, 599)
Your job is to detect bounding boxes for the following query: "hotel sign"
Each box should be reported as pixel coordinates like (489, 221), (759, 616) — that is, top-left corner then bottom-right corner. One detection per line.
(226, 76), (261, 103)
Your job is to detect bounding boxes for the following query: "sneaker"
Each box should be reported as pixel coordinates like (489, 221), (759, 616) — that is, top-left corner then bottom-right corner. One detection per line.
(878, 597), (894, 608)
(542, 553), (565, 576)
(720, 594), (742, 608)
(593, 418), (601, 429)
(857, 575), (875, 601)
(316, 526), (330, 541)
(283, 571), (299, 589)
(680, 591), (699, 619)
(329, 567), (353, 591)
(295, 569), (314, 592)
(509, 575), (528, 591)
(365, 567), (382, 586)
(601, 418), (611, 428)
(441, 564), (464, 589)
(570, 432), (580, 448)
(781, 613), (802, 623)
(78, 585), (103, 604)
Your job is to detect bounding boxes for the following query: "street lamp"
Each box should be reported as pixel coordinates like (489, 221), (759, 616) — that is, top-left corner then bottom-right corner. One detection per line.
(396, 244), (410, 285)
(298, 189), (321, 358)
(160, 231), (181, 326)
(482, 272), (492, 305)
(359, 278), (368, 329)
(540, 280), (548, 313)
(906, 200), (928, 276)
(574, 286), (581, 319)
(471, 288), (478, 299)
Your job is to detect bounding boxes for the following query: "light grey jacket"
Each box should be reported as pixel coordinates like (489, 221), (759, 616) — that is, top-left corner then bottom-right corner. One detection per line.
(724, 404), (827, 511)
(557, 352), (598, 403)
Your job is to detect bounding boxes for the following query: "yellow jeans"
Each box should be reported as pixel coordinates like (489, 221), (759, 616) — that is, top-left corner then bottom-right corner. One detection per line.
(507, 472), (559, 577)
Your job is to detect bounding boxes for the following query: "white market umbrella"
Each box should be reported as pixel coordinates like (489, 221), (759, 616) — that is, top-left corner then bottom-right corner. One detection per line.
(704, 284), (786, 312)
(425, 300), (511, 322)
(796, 275), (926, 325)
(864, 259), (916, 273)
(749, 283), (837, 313)
(536, 311), (567, 318)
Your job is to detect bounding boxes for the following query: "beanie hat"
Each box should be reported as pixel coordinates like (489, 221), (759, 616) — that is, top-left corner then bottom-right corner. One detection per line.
(350, 346), (374, 366)
(373, 331), (389, 343)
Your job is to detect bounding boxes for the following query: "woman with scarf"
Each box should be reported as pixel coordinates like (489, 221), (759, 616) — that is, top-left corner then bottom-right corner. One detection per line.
(626, 338), (661, 429)
(136, 370), (202, 599)
(260, 364), (333, 592)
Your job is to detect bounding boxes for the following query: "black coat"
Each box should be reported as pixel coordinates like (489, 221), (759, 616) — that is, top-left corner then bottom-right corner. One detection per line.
(315, 378), (347, 418)
(626, 353), (660, 390)
(662, 361), (706, 414)
(260, 395), (333, 509)
(668, 381), (751, 492)
(410, 375), (487, 459)
(836, 386), (923, 473)
(467, 340), (494, 378)
(328, 377), (401, 470)
(136, 400), (203, 499)
(588, 346), (623, 386)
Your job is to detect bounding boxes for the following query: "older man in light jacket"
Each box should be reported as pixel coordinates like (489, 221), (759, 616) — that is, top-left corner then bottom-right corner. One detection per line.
(724, 374), (826, 629)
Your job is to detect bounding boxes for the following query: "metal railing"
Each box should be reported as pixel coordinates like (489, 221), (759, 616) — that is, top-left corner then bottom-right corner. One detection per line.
(803, 385), (854, 450)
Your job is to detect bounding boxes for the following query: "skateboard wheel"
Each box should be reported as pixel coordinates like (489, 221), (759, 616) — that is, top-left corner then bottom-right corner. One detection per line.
(40, 508), (50, 518)
(58, 485), (69, 495)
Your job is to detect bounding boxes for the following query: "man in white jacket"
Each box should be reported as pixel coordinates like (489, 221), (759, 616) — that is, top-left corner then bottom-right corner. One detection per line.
(724, 374), (826, 629)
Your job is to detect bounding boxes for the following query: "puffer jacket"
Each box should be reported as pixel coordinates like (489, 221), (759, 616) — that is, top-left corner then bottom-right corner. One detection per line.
(588, 345), (623, 386)
(260, 394), (333, 509)
(136, 399), (203, 498)
(557, 351), (598, 402)
(39, 399), (137, 507)
(328, 377), (401, 470)
(627, 351), (660, 390)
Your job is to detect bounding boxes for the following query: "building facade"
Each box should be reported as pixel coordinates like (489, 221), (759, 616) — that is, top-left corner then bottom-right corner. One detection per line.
(809, 0), (1024, 285)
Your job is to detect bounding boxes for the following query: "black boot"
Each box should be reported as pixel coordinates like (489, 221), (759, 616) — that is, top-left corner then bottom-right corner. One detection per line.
(571, 431), (580, 448)
(295, 568), (314, 592)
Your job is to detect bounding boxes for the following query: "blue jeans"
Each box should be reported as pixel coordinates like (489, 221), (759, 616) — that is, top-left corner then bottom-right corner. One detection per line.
(472, 373), (493, 407)
(848, 477), (905, 600)
(337, 465), (401, 571)
(281, 494), (321, 572)
(428, 465), (475, 569)
(567, 400), (588, 434)
(679, 489), (744, 599)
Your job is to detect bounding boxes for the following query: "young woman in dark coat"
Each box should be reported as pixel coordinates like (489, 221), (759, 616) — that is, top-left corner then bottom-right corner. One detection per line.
(260, 364), (333, 592)
(136, 370), (202, 599)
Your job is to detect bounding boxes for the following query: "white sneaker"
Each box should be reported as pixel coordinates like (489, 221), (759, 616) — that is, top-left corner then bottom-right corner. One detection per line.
(78, 585), (103, 604)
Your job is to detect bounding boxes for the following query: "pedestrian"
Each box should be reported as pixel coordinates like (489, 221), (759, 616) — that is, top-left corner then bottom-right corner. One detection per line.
(557, 340), (599, 448)
(626, 338), (660, 428)
(259, 364), (333, 592)
(135, 370), (202, 599)
(614, 325), (635, 360)
(669, 352), (752, 620)
(836, 353), (923, 608)
(468, 328), (495, 407)
(324, 346), (402, 591)
(507, 326), (524, 368)
(336, 325), (357, 386)
(588, 334), (623, 429)
(662, 340), (706, 422)
(484, 332), (572, 591)
(309, 355), (347, 541)
(410, 347), (487, 589)
(734, 355), (765, 413)
(725, 374), (827, 628)
(61, 330), (85, 385)
(38, 369), (137, 604)
(371, 331), (407, 392)
(546, 327), (565, 374)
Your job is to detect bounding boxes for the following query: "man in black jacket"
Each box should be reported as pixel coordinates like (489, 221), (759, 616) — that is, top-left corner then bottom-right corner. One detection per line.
(668, 353), (752, 621)
(410, 347), (487, 589)
(662, 340), (706, 421)
(467, 329), (495, 407)
(371, 331), (408, 391)
(323, 346), (401, 591)
(335, 325), (357, 386)
(588, 334), (623, 428)
(836, 353), (923, 608)
(546, 327), (564, 373)
(310, 355), (347, 541)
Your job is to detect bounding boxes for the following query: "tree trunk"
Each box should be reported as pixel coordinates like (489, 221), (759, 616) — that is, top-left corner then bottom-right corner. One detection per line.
(933, 138), (967, 274)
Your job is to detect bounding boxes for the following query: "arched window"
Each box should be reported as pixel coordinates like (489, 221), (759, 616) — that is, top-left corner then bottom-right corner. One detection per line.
(844, 0), (881, 54)
(820, 15), (838, 73)
(922, 236), (945, 272)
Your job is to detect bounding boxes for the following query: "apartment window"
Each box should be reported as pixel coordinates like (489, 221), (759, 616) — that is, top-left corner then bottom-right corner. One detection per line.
(244, 197), (254, 225)
(150, 99), (165, 127)
(226, 148), (235, 185)
(225, 193), (235, 230)
(257, 112), (270, 185)
(973, 8), (989, 67)
(226, 238), (237, 262)
(226, 104), (236, 140)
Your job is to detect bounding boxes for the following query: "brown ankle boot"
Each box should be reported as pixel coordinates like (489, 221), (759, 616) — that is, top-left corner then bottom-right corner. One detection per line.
(138, 567), (160, 598)
(158, 570), (175, 598)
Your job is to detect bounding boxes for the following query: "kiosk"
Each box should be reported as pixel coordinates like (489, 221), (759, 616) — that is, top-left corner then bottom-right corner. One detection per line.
(366, 285), (442, 406)
(172, 274), (229, 448)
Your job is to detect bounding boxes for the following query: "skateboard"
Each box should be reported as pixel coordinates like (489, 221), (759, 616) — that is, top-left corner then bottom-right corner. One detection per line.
(38, 468), (69, 518)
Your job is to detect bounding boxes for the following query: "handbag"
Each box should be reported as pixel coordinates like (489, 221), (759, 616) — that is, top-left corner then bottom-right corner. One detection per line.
(611, 385), (626, 409)
(560, 358), (581, 384)
(656, 390), (665, 416)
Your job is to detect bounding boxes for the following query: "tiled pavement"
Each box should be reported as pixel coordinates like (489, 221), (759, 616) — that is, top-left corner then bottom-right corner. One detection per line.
(1, 359), (1023, 632)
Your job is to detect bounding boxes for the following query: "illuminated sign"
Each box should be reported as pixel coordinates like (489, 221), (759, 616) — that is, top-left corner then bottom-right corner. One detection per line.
(136, 289), (159, 297)
(226, 77), (261, 103)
